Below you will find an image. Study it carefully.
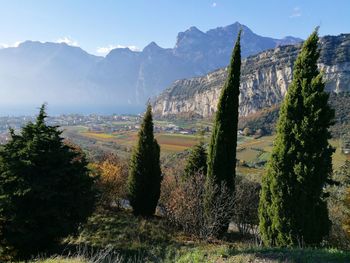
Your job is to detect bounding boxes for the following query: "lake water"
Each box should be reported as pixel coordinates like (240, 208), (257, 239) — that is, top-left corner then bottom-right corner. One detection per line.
(0, 105), (145, 116)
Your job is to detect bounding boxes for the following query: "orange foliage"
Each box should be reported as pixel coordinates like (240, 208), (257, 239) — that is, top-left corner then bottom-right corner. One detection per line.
(93, 153), (128, 209)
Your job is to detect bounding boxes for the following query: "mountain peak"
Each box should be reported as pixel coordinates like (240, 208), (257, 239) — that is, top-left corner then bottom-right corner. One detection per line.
(206, 22), (251, 36)
(175, 26), (207, 49)
(188, 26), (202, 33)
(143, 41), (163, 52)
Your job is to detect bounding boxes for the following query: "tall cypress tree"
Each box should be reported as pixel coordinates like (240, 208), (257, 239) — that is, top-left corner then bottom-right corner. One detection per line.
(258, 29), (334, 246)
(206, 30), (241, 235)
(128, 104), (162, 216)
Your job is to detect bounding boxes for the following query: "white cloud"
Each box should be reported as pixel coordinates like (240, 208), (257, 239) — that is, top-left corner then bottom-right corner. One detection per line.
(212, 2), (217, 7)
(0, 41), (23, 49)
(290, 7), (302, 18)
(96, 44), (140, 55)
(56, 37), (79, 46)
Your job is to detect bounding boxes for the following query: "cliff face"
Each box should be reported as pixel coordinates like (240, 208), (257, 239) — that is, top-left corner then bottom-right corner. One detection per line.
(152, 34), (350, 117)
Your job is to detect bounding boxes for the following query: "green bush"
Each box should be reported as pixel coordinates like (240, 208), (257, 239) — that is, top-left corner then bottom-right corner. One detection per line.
(0, 105), (97, 260)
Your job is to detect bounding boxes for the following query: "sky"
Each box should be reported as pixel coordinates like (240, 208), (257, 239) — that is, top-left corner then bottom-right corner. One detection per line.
(0, 0), (349, 56)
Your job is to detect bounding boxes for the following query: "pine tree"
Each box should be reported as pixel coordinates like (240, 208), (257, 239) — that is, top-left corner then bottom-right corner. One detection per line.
(258, 29), (334, 247)
(206, 30), (241, 235)
(183, 141), (207, 178)
(0, 105), (96, 259)
(128, 104), (162, 216)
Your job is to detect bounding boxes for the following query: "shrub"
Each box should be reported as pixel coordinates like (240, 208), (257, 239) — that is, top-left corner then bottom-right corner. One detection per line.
(183, 141), (207, 179)
(0, 105), (97, 260)
(232, 177), (261, 236)
(160, 172), (234, 239)
(328, 160), (350, 249)
(93, 153), (128, 209)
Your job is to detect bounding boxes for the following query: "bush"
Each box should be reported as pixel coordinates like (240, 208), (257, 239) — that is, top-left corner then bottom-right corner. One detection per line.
(328, 160), (350, 249)
(232, 177), (261, 236)
(93, 153), (128, 209)
(159, 172), (234, 239)
(0, 105), (97, 260)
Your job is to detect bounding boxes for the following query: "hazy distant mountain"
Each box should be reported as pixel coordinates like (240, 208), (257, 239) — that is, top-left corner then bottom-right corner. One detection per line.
(0, 22), (302, 114)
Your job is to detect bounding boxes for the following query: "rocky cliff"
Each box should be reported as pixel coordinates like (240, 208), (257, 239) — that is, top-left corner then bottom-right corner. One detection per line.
(152, 34), (350, 117)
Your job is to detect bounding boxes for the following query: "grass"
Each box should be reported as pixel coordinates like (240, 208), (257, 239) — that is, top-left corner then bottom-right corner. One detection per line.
(64, 209), (181, 261)
(34, 257), (86, 263)
(27, 210), (350, 263)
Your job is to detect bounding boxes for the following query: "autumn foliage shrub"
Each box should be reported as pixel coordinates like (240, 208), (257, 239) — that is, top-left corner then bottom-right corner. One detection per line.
(93, 153), (128, 209)
(159, 172), (234, 239)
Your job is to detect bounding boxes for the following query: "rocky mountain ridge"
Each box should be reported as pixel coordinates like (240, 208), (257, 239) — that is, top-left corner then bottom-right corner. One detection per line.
(152, 34), (350, 117)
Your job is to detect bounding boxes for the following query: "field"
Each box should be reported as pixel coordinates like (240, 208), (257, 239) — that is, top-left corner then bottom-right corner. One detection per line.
(63, 124), (349, 180)
(78, 130), (201, 153)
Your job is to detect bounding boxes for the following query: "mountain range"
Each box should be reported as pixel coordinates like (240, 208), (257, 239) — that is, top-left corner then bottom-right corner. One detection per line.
(152, 34), (350, 118)
(0, 22), (302, 114)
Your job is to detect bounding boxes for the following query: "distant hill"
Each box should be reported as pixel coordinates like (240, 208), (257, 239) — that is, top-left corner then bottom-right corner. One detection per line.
(152, 34), (350, 118)
(0, 22), (301, 114)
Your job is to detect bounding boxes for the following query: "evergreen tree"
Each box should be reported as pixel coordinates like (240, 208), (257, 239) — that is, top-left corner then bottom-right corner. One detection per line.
(258, 29), (334, 246)
(183, 141), (207, 178)
(0, 105), (96, 259)
(128, 104), (162, 216)
(206, 30), (241, 235)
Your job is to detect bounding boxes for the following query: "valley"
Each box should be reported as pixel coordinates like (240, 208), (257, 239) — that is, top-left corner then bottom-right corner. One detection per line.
(62, 117), (349, 183)
(0, 2), (349, 260)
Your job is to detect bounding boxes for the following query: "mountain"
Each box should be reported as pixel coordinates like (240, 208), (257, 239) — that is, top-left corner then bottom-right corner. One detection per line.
(0, 41), (102, 111)
(0, 22), (302, 113)
(152, 34), (350, 117)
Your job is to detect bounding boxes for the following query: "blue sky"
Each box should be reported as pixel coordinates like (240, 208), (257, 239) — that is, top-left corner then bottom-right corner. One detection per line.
(0, 0), (349, 56)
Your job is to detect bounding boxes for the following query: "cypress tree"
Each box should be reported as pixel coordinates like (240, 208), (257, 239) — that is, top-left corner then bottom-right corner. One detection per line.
(258, 29), (334, 246)
(0, 105), (96, 259)
(206, 30), (241, 235)
(128, 104), (162, 216)
(183, 141), (207, 179)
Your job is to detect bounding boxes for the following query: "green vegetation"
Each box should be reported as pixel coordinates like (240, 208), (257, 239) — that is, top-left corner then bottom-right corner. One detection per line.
(259, 30), (334, 246)
(128, 105), (162, 216)
(30, 210), (350, 262)
(206, 31), (241, 236)
(183, 141), (207, 178)
(0, 105), (97, 260)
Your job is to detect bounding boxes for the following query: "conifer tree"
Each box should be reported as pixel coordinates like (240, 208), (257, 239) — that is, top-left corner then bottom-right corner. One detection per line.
(259, 29), (334, 246)
(128, 104), (161, 216)
(206, 30), (241, 235)
(0, 105), (96, 259)
(184, 141), (207, 179)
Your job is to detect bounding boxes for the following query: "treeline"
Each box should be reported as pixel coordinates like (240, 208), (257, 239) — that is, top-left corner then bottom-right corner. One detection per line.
(1, 29), (350, 261)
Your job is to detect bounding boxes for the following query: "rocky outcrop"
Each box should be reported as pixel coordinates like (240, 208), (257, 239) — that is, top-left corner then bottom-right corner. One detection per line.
(152, 34), (350, 117)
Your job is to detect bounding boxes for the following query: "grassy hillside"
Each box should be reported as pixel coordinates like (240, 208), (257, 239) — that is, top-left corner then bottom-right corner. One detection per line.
(31, 210), (350, 263)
